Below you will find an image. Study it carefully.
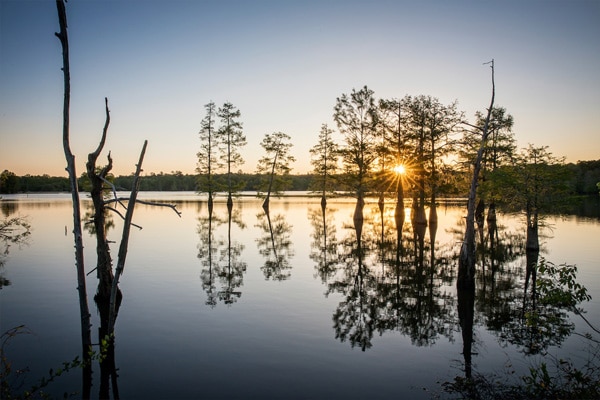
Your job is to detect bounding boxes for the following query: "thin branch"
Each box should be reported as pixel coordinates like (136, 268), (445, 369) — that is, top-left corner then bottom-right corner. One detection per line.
(105, 197), (181, 217)
(89, 97), (110, 160)
(461, 120), (483, 131)
(101, 176), (127, 210)
(573, 307), (600, 335)
(132, 199), (182, 217)
(105, 207), (143, 230)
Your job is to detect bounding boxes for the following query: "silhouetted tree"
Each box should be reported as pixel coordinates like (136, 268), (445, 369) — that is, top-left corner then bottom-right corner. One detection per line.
(333, 85), (378, 202)
(55, 4), (92, 394)
(216, 102), (246, 209)
(458, 60), (495, 291)
(309, 123), (339, 208)
(256, 131), (295, 210)
(196, 101), (221, 212)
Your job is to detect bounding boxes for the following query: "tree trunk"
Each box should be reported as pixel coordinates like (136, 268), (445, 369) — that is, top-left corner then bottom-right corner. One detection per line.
(86, 98), (115, 301)
(429, 192), (438, 225)
(108, 140), (148, 333)
(526, 210), (539, 251)
(226, 193), (233, 212)
(55, 0), (92, 361)
(458, 59), (495, 291)
(208, 192), (214, 214)
(263, 148), (279, 211)
(457, 288), (475, 380)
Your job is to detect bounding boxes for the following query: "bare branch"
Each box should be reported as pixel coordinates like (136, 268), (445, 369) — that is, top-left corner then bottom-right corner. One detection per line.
(89, 97), (110, 160)
(55, 0), (92, 352)
(109, 140), (147, 333)
(461, 120), (483, 131)
(101, 176), (127, 210)
(105, 207), (143, 230)
(131, 199), (182, 217)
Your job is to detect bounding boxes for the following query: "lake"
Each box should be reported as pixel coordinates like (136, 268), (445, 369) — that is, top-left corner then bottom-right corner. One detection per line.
(1, 192), (599, 399)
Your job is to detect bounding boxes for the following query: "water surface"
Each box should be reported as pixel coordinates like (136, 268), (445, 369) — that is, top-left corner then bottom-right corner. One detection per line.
(1, 193), (598, 399)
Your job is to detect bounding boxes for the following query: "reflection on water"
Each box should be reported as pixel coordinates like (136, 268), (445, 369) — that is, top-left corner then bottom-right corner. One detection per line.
(1, 193), (599, 399)
(198, 206), (247, 306)
(255, 209), (294, 281)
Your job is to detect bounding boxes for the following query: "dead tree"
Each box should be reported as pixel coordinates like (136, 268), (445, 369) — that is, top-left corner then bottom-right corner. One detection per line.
(457, 60), (495, 291)
(55, 0), (92, 356)
(86, 98), (116, 302)
(108, 141), (146, 333)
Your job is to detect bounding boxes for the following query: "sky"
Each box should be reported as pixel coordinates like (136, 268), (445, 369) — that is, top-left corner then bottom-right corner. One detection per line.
(1, 0), (599, 177)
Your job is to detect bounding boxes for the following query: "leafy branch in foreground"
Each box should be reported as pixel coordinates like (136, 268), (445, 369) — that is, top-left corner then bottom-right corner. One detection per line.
(1, 325), (111, 399)
(443, 348), (600, 400)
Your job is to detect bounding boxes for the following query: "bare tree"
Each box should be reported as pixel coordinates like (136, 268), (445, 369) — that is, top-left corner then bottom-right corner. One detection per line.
(457, 60), (495, 291)
(55, 0), (92, 360)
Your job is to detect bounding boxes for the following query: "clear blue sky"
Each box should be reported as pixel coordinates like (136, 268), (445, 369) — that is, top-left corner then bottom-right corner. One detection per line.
(1, 0), (599, 176)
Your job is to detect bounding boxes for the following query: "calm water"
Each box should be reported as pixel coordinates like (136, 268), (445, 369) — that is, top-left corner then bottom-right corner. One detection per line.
(1, 193), (599, 399)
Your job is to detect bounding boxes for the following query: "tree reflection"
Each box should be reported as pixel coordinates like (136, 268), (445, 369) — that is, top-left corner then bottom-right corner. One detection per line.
(380, 211), (455, 347)
(322, 200), (458, 350)
(198, 203), (247, 307)
(255, 209), (294, 281)
(0, 216), (31, 289)
(495, 251), (578, 355)
(457, 288), (475, 380)
(330, 203), (378, 351)
(308, 206), (339, 284)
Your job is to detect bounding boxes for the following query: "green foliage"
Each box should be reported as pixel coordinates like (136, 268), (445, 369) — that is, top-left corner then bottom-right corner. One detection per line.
(0, 174), (70, 194)
(537, 259), (591, 309)
(444, 353), (600, 400)
(255, 131), (295, 196)
(0, 216), (31, 284)
(1, 326), (112, 400)
(568, 160), (600, 195)
(309, 123), (339, 195)
(491, 145), (572, 215)
(333, 85), (378, 196)
(521, 355), (600, 400)
(0, 171), (20, 194)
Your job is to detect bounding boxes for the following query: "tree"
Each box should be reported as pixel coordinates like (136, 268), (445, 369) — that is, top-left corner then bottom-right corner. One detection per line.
(458, 60), (496, 291)
(55, 0), (93, 370)
(56, 3), (181, 395)
(498, 145), (570, 252)
(215, 102), (246, 209)
(0, 171), (20, 194)
(85, 98), (117, 307)
(402, 95), (460, 225)
(196, 101), (221, 212)
(460, 106), (515, 223)
(333, 85), (379, 202)
(423, 98), (461, 224)
(309, 123), (339, 208)
(379, 98), (410, 229)
(256, 131), (295, 210)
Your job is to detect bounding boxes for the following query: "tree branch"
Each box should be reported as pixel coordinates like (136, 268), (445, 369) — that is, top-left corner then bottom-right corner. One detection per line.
(108, 140), (147, 333)
(105, 207), (143, 230)
(131, 199), (182, 217)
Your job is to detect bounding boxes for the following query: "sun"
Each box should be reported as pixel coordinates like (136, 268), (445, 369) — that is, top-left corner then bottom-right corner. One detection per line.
(393, 164), (406, 175)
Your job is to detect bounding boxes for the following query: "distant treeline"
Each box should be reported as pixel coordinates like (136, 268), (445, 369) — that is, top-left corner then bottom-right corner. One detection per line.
(2, 160), (600, 196)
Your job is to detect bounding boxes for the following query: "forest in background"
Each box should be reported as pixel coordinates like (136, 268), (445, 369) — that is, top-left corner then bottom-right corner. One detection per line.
(1, 159), (599, 196)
